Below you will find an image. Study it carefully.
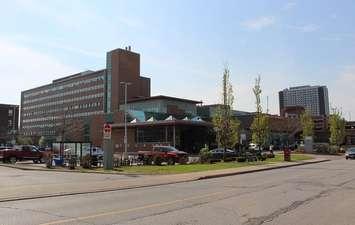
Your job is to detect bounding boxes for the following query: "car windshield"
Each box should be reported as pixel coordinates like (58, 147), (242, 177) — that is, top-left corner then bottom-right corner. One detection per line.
(348, 148), (355, 153)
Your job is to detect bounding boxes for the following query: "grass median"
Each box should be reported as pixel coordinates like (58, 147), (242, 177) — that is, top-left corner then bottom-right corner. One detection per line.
(92, 153), (313, 175)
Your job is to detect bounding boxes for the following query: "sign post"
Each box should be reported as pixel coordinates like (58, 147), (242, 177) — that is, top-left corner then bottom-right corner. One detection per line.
(103, 123), (113, 170)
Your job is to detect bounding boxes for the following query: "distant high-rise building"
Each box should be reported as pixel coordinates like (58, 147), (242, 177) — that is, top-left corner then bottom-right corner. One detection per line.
(279, 85), (330, 116)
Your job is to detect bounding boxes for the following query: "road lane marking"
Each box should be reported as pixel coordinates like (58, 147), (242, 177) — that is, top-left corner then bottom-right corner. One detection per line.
(39, 191), (226, 225)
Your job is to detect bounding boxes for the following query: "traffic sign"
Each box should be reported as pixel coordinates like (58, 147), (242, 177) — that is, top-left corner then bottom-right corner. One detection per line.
(103, 123), (112, 140)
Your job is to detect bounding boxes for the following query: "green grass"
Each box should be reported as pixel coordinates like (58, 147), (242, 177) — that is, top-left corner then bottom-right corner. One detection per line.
(94, 153), (313, 175)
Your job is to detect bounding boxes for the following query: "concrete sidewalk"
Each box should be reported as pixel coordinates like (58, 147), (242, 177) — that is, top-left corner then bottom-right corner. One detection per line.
(0, 158), (329, 203)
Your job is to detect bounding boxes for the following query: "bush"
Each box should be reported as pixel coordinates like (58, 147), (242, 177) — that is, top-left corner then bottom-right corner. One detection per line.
(153, 156), (163, 166)
(81, 155), (92, 169)
(237, 157), (246, 162)
(329, 145), (339, 155)
(199, 145), (211, 164)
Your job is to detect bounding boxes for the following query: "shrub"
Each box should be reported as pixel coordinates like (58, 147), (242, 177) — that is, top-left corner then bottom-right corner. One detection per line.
(199, 145), (211, 164)
(153, 156), (163, 166)
(329, 145), (339, 155)
(81, 155), (92, 169)
(237, 157), (246, 162)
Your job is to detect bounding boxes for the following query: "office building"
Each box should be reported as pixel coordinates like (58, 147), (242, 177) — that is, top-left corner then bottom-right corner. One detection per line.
(279, 85), (330, 116)
(0, 104), (19, 144)
(21, 47), (150, 139)
(20, 47), (211, 153)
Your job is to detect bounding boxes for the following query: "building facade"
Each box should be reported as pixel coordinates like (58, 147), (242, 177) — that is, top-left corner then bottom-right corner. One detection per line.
(21, 47), (150, 140)
(279, 85), (330, 116)
(0, 104), (19, 145)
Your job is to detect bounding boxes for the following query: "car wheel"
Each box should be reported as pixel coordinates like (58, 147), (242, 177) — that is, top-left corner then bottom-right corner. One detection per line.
(346, 157), (349, 160)
(9, 156), (17, 164)
(33, 160), (38, 164)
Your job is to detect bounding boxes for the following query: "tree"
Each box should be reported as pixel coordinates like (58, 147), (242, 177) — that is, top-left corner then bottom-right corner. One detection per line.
(251, 76), (269, 149)
(38, 136), (47, 147)
(300, 110), (314, 138)
(213, 67), (240, 159)
(16, 135), (33, 145)
(329, 108), (346, 146)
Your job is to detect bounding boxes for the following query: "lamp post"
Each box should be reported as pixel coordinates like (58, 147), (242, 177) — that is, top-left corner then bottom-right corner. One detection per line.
(120, 82), (131, 160)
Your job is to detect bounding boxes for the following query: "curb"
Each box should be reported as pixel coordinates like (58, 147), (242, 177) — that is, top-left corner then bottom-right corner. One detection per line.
(0, 164), (140, 176)
(0, 159), (330, 203)
(198, 159), (330, 180)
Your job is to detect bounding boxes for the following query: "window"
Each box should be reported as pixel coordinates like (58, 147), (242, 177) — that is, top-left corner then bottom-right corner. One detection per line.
(8, 109), (13, 116)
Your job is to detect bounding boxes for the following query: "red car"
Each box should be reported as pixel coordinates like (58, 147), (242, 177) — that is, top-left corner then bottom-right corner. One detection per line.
(0, 145), (45, 164)
(138, 146), (188, 165)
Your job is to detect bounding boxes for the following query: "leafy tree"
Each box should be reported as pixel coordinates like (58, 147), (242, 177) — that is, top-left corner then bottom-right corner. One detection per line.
(38, 136), (47, 147)
(251, 76), (269, 149)
(300, 110), (314, 138)
(213, 67), (240, 158)
(16, 136), (33, 145)
(329, 108), (346, 146)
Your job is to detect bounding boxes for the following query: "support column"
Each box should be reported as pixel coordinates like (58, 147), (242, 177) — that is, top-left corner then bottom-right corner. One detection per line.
(103, 139), (113, 170)
(165, 126), (168, 143)
(173, 125), (176, 147)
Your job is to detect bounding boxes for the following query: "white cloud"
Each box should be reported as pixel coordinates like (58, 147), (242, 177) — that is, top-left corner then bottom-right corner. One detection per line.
(241, 16), (276, 31)
(0, 38), (77, 105)
(282, 2), (297, 11)
(288, 24), (319, 33)
(330, 13), (337, 19)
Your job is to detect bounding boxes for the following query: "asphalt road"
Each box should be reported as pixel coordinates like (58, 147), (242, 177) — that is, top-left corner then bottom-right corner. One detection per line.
(1, 158), (354, 225)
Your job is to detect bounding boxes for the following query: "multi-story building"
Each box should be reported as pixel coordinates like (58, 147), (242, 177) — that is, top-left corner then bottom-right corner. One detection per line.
(279, 85), (330, 116)
(0, 104), (19, 144)
(20, 47), (211, 153)
(21, 47), (151, 140)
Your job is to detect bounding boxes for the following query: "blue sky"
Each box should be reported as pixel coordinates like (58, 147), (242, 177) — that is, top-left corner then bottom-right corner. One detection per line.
(1, 0), (355, 118)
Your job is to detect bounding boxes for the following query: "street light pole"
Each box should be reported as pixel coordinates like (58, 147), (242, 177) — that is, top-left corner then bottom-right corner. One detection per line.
(120, 82), (131, 160)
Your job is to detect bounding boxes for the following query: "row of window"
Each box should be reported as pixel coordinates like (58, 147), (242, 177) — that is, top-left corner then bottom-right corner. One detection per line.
(22, 102), (102, 117)
(23, 75), (104, 99)
(22, 110), (104, 124)
(22, 93), (104, 111)
(22, 130), (56, 136)
(23, 84), (104, 105)
(22, 122), (62, 129)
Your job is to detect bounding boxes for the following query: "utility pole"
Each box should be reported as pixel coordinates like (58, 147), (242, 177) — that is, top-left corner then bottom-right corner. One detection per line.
(120, 82), (131, 160)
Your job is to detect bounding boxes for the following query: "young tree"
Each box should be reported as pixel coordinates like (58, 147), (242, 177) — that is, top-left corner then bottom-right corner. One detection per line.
(251, 76), (269, 150)
(300, 110), (314, 138)
(16, 135), (33, 145)
(213, 67), (240, 159)
(329, 108), (346, 146)
(38, 136), (47, 147)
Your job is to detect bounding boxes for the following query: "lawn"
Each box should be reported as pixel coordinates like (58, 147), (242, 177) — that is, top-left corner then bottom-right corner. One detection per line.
(102, 153), (313, 175)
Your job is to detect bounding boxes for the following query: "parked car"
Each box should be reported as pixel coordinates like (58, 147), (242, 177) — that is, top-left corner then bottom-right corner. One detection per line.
(0, 145), (45, 164)
(138, 146), (188, 165)
(209, 148), (237, 162)
(345, 148), (355, 160)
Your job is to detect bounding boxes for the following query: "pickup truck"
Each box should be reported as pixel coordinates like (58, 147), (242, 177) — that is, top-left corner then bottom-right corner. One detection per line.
(138, 146), (188, 165)
(0, 145), (45, 164)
